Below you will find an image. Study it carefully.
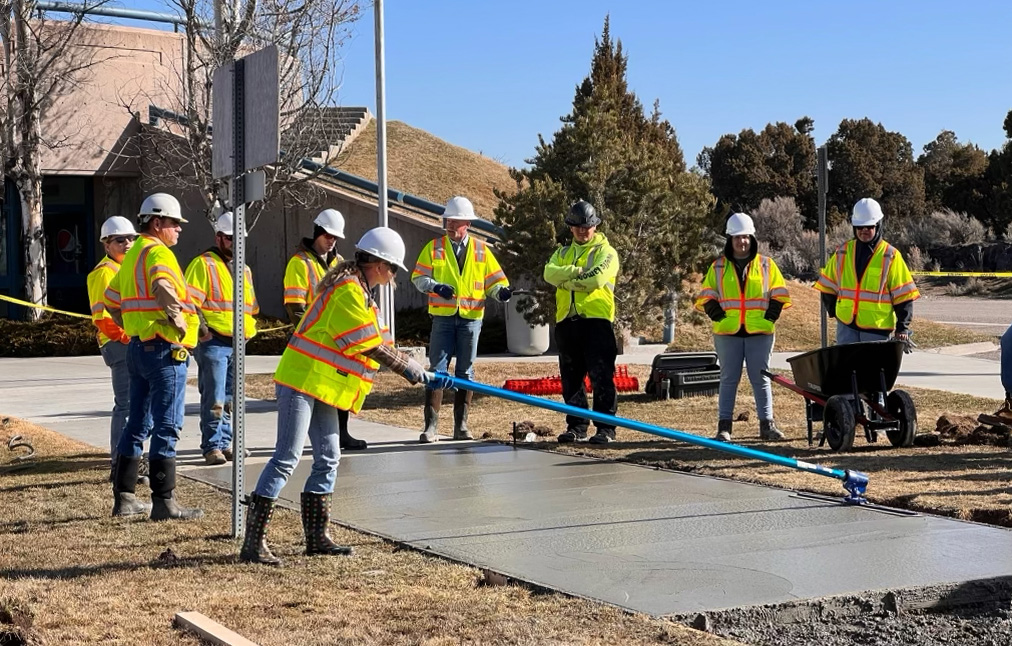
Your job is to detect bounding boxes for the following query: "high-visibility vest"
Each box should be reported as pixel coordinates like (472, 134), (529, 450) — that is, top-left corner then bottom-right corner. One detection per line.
(104, 234), (199, 348)
(545, 234), (619, 323)
(273, 273), (391, 413)
(283, 247), (339, 309)
(184, 250), (259, 339)
(87, 256), (125, 347)
(815, 240), (920, 331)
(411, 235), (508, 320)
(694, 254), (791, 335)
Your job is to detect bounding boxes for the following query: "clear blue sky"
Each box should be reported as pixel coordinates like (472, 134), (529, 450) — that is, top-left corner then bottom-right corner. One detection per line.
(123, 1), (1012, 169)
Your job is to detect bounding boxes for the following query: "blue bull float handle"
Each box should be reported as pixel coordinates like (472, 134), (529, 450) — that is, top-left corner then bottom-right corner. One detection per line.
(436, 373), (869, 504)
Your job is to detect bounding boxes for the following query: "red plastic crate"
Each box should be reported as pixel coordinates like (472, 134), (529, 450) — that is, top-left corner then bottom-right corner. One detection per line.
(503, 365), (639, 395)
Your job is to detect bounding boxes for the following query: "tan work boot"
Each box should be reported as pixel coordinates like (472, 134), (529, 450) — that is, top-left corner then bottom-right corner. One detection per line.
(452, 389), (474, 440)
(759, 419), (786, 441)
(419, 389), (443, 443)
(979, 395), (1012, 427)
(204, 449), (226, 466)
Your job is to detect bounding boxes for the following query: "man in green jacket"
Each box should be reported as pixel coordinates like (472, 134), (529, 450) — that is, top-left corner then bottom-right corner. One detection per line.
(543, 200), (621, 444)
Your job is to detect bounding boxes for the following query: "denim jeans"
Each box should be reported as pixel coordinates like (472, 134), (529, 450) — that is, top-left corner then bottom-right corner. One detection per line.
(713, 333), (775, 421)
(836, 321), (891, 344)
(427, 314), (482, 388)
(1001, 323), (1012, 395)
(195, 335), (234, 454)
(254, 384), (341, 499)
(116, 338), (188, 461)
(100, 341), (130, 458)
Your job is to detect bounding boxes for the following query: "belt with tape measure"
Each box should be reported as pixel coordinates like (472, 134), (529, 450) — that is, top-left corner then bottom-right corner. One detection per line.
(171, 346), (190, 362)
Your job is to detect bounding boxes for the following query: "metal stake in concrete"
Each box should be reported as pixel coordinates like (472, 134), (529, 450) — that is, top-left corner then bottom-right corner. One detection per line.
(438, 374), (870, 503)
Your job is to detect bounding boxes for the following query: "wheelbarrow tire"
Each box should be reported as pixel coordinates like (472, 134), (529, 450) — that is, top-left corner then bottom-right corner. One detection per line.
(823, 395), (856, 452)
(886, 389), (917, 448)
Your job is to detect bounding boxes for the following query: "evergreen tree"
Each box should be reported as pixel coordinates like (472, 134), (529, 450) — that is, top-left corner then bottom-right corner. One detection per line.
(494, 17), (713, 332)
(917, 130), (988, 219)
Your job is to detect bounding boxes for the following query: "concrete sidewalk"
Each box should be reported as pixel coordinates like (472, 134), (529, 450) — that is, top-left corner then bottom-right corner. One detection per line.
(5, 349), (1012, 616)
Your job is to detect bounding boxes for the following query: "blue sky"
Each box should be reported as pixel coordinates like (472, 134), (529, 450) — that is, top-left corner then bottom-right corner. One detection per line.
(121, 1), (1012, 169)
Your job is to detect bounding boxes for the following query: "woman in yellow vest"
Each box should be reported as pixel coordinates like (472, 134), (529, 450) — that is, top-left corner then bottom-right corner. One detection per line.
(695, 213), (791, 443)
(241, 227), (445, 566)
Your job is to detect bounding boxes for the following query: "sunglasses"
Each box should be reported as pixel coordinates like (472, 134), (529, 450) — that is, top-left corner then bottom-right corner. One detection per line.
(855, 225), (877, 231)
(110, 236), (136, 244)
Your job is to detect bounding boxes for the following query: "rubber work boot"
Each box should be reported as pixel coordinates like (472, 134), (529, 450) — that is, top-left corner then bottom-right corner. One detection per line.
(239, 493), (282, 566)
(714, 419), (733, 443)
(980, 394), (1012, 427)
(301, 492), (353, 556)
(557, 428), (588, 443)
(148, 458), (204, 521)
(111, 455), (152, 517)
(759, 419), (786, 441)
(588, 428), (617, 444)
(452, 389), (474, 440)
(338, 409), (367, 450)
(111, 455), (149, 486)
(419, 389), (443, 444)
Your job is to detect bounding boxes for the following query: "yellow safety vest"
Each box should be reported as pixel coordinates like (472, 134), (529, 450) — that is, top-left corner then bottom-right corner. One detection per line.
(815, 240), (920, 331)
(273, 273), (391, 413)
(185, 250), (259, 339)
(104, 234), (199, 348)
(694, 254), (792, 335)
(283, 247), (339, 309)
(87, 256), (123, 347)
(411, 235), (508, 320)
(544, 233), (619, 323)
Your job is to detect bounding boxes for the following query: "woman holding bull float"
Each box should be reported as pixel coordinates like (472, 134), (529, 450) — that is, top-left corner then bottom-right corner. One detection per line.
(240, 227), (445, 566)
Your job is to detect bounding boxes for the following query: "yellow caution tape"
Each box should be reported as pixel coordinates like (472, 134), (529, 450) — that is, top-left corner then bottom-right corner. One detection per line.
(0, 293), (91, 319)
(912, 271), (1012, 278)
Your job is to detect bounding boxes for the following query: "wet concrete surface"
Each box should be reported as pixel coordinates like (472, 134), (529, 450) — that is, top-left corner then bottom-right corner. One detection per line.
(191, 442), (1012, 616)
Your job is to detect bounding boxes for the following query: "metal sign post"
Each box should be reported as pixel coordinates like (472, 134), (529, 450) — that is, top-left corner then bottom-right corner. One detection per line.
(374, 0), (394, 340)
(212, 45), (279, 538)
(817, 145), (828, 349)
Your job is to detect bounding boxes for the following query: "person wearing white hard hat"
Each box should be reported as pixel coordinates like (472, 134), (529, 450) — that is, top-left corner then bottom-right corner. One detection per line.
(410, 195), (511, 444)
(87, 216), (151, 484)
(695, 212), (792, 443)
(184, 212), (260, 466)
(815, 198), (919, 345)
(283, 208), (368, 451)
(103, 193), (202, 521)
(240, 227), (446, 566)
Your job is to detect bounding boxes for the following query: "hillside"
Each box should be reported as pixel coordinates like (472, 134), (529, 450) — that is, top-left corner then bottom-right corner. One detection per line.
(335, 120), (517, 219)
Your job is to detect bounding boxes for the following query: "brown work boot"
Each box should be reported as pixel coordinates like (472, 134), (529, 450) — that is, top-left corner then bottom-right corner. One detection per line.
(452, 389), (474, 440)
(714, 419), (732, 442)
(419, 389), (443, 443)
(979, 395), (1012, 427)
(204, 449), (226, 466)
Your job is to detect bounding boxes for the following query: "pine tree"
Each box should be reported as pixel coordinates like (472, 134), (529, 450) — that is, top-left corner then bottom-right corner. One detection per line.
(494, 17), (713, 332)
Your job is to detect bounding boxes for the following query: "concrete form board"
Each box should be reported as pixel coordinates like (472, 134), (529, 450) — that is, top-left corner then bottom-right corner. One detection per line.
(198, 443), (1012, 616)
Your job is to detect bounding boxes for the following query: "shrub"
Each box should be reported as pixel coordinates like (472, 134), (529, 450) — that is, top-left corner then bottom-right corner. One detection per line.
(905, 246), (927, 272)
(895, 209), (986, 251)
(753, 196), (803, 253)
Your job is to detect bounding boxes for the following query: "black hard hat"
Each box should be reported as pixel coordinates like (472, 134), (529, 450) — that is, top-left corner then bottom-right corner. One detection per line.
(565, 200), (601, 227)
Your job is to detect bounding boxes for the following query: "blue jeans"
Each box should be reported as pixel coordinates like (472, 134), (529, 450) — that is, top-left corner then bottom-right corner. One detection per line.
(713, 334), (775, 421)
(254, 384), (341, 499)
(116, 338), (188, 461)
(195, 335), (234, 454)
(1001, 323), (1012, 395)
(835, 321), (891, 344)
(427, 314), (482, 388)
(100, 341), (130, 458)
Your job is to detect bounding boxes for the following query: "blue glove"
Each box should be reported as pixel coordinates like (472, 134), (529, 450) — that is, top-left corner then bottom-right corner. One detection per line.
(433, 283), (455, 300)
(426, 371), (454, 390)
(497, 286), (513, 302)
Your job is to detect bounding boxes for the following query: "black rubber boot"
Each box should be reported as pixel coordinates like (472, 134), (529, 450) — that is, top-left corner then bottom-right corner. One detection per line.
(111, 455), (152, 517)
(239, 493), (282, 566)
(452, 389), (473, 440)
(715, 419), (733, 442)
(301, 492), (352, 556)
(338, 408), (367, 450)
(419, 389), (443, 444)
(148, 458), (204, 521)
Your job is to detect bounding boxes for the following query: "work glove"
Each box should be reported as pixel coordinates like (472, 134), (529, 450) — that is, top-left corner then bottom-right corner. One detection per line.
(896, 331), (916, 354)
(432, 283), (455, 300)
(402, 357), (426, 384)
(764, 299), (784, 323)
(496, 286), (513, 302)
(425, 371), (454, 390)
(703, 299), (726, 322)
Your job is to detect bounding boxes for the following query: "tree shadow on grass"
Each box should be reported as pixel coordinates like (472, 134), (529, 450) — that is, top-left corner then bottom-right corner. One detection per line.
(0, 553), (240, 581)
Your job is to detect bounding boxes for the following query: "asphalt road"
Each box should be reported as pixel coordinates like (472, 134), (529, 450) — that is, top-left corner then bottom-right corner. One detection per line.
(916, 296), (1010, 336)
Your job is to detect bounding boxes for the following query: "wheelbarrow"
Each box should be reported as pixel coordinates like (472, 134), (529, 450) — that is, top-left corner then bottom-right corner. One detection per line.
(761, 340), (917, 451)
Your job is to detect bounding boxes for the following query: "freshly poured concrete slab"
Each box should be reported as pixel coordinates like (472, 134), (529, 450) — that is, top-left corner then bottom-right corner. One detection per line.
(193, 443), (1012, 615)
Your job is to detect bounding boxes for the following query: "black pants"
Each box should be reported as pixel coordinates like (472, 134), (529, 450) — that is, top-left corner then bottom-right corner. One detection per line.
(556, 317), (618, 435)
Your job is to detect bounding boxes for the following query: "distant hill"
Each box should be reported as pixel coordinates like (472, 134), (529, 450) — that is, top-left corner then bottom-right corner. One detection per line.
(335, 120), (518, 220)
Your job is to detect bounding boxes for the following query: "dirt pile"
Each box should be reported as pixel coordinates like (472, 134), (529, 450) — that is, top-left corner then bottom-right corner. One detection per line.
(929, 414), (1010, 447)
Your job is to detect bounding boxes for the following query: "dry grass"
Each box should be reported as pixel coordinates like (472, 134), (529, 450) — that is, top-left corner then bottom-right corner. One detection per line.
(668, 280), (998, 353)
(247, 362), (1012, 526)
(0, 417), (739, 646)
(336, 120), (517, 219)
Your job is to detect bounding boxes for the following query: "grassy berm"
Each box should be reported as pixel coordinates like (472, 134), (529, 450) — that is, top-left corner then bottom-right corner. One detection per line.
(0, 418), (739, 646)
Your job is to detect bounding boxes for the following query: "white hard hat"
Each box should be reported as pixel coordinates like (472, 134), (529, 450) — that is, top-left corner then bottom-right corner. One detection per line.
(443, 196), (478, 221)
(138, 193), (187, 223)
(851, 198), (884, 227)
(314, 208), (346, 238)
(100, 216), (137, 241)
(356, 226), (407, 271)
(213, 211), (246, 236)
(725, 212), (756, 236)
